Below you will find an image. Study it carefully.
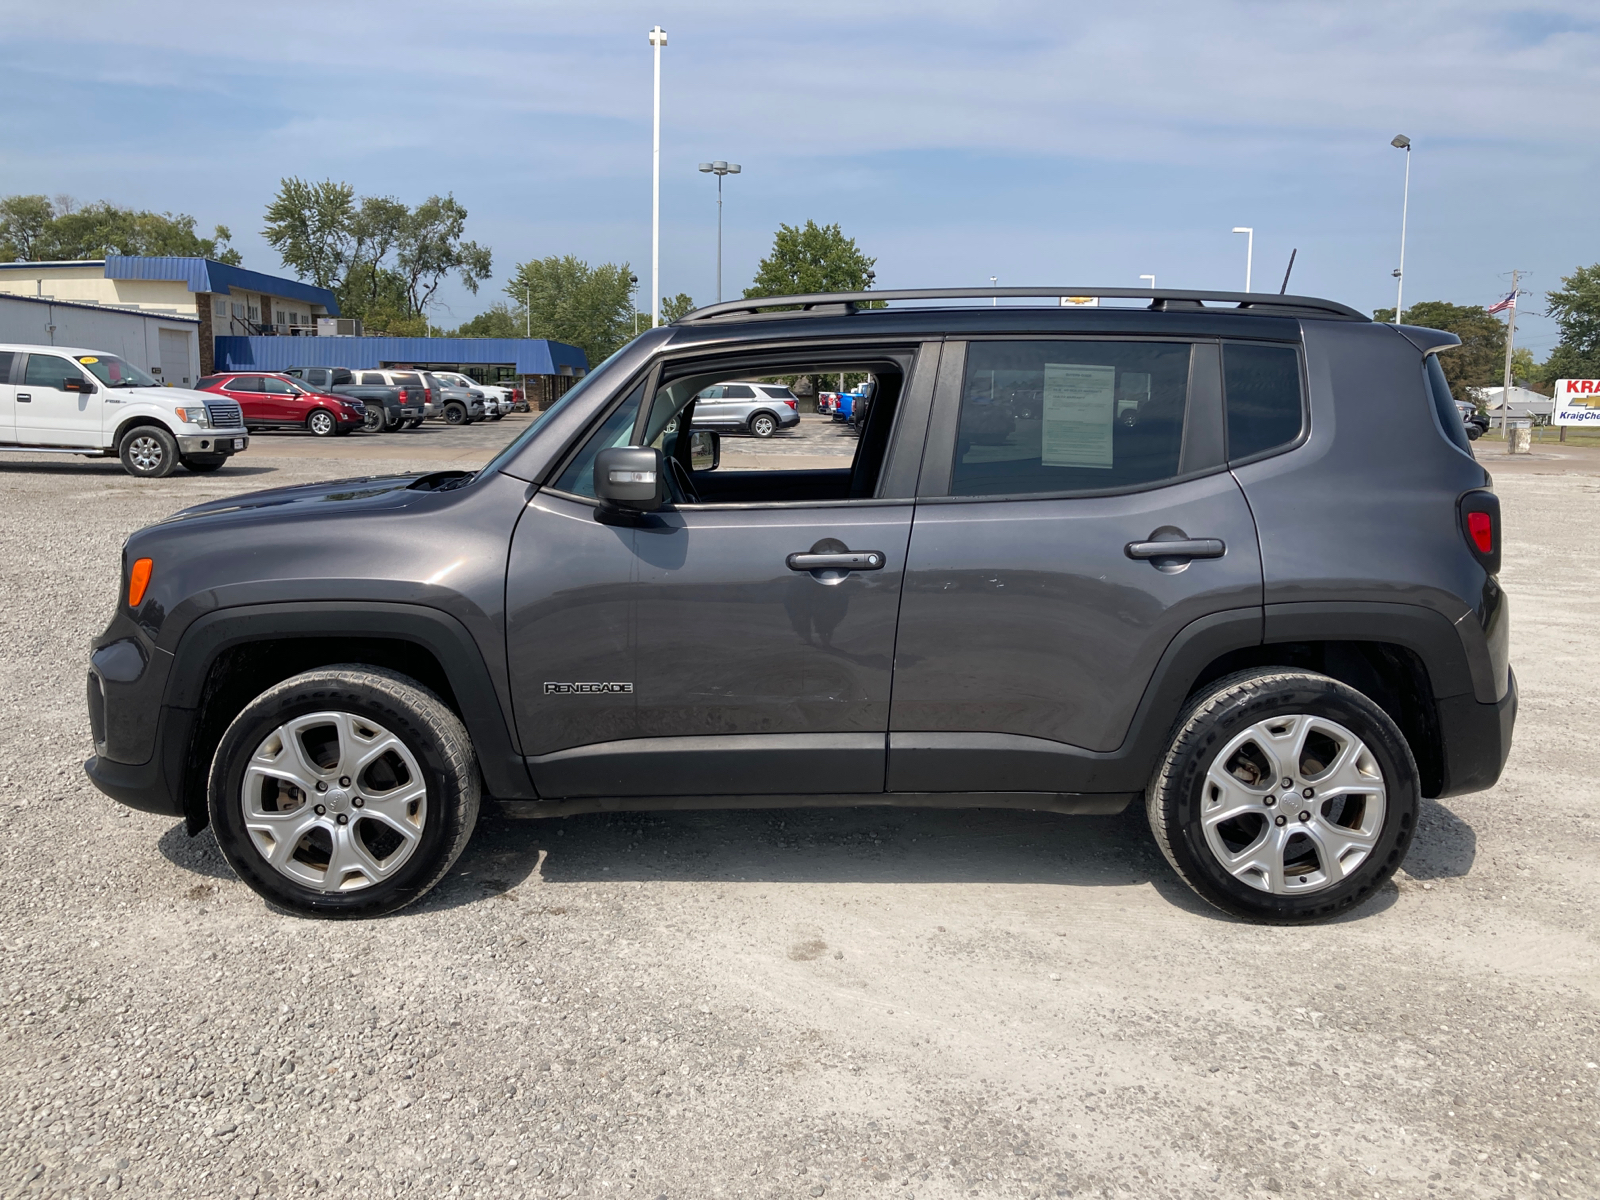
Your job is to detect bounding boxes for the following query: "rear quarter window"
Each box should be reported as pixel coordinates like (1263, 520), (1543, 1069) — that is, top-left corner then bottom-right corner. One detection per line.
(1425, 354), (1473, 456)
(1223, 343), (1304, 462)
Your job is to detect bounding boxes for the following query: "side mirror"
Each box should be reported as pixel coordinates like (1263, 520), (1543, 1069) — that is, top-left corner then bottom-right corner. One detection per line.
(594, 446), (665, 516)
(689, 430), (720, 471)
(64, 375), (93, 393)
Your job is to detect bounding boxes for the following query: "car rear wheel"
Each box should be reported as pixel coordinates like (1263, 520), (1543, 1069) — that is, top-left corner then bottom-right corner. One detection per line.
(749, 412), (778, 438)
(307, 410), (337, 437)
(1146, 669), (1418, 922)
(363, 406), (385, 433)
(208, 666), (480, 919)
(182, 454), (227, 473)
(443, 402), (467, 425)
(405, 417), (425, 430)
(118, 426), (179, 478)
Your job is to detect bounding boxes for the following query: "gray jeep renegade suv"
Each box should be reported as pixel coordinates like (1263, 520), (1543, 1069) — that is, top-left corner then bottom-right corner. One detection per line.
(84, 287), (1514, 922)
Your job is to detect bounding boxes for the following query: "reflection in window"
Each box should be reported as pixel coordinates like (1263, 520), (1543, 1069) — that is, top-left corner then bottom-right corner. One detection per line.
(951, 341), (1192, 497)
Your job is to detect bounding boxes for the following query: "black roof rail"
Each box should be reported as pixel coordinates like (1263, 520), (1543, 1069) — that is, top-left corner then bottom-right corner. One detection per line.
(675, 287), (1369, 324)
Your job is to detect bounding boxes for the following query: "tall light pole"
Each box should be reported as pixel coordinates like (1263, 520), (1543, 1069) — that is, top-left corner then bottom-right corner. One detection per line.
(648, 25), (667, 328)
(697, 160), (741, 303)
(1140, 273), (1156, 291)
(1391, 134), (1411, 325)
(630, 273), (640, 334)
(1231, 228), (1253, 292)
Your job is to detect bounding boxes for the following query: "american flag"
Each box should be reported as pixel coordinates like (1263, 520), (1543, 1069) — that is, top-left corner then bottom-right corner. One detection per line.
(1486, 291), (1517, 315)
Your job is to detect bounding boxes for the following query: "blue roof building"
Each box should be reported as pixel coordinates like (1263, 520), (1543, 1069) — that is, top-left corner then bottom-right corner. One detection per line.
(0, 257), (587, 386)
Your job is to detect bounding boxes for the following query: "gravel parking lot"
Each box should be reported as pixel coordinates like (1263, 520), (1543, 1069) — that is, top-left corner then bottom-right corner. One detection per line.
(2, 428), (1597, 1200)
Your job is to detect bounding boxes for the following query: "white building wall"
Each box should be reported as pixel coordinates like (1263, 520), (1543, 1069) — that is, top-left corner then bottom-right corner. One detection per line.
(0, 295), (201, 384)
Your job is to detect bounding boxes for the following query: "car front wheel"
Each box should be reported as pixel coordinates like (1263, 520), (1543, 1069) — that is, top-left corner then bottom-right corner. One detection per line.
(118, 426), (179, 478)
(443, 402), (467, 425)
(208, 666), (480, 918)
(307, 410), (337, 437)
(1146, 670), (1418, 922)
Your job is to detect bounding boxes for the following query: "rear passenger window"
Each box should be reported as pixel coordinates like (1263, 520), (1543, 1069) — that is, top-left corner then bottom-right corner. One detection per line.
(360, 373), (387, 386)
(951, 341), (1193, 497)
(1223, 343), (1304, 462)
(1424, 355), (1473, 455)
(226, 376), (261, 392)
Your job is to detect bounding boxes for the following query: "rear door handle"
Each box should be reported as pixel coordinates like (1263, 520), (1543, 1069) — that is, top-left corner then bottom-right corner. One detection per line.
(1125, 538), (1225, 560)
(786, 551), (886, 571)
(16, 393), (31, 402)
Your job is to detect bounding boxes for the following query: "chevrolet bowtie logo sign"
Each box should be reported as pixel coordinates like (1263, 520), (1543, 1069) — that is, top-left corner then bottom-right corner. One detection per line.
(544, 682), (635, 694)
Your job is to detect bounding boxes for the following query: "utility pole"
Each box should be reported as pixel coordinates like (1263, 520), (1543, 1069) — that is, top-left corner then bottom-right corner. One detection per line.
(649, 25), (667, 328)
(1500, 269), (1520, 440)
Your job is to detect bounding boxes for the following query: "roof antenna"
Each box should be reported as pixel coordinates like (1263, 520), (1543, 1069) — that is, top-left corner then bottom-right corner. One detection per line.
(1279, 249), (1298, 294)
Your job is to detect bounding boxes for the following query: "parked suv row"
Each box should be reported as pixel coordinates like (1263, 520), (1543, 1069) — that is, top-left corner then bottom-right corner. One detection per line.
(85, 286), (1515, 924)
(194, 369), (498, 435)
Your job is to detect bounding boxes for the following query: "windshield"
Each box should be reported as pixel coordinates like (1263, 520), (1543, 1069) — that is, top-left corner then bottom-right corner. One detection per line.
(74, 354), (158, 388)
(477, 341), (637, 480)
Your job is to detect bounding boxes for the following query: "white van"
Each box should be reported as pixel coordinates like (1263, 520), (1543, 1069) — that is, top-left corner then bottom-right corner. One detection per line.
(0, 344), (249, 477)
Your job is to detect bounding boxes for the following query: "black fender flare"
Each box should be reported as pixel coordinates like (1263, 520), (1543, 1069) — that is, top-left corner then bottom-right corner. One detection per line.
(167, 601), (531, 802)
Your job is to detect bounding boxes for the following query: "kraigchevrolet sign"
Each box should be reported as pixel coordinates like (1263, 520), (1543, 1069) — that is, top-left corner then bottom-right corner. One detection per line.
(1554, 379), (1600, 425)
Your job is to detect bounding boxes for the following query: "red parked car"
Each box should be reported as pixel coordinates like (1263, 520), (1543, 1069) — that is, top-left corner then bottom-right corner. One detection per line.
(195, 372), (365, 437)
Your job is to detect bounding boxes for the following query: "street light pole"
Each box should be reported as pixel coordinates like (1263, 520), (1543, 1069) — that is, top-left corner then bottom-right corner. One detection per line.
(1231, 228), (1253, 292)
(990, 275), (997, 306)
(1391, 134), (1411, 325)
(524, 284), (530, 339)
(630, 273), (640, 334)
(648, 25), (667, 328)
(697, 161), (741, 303)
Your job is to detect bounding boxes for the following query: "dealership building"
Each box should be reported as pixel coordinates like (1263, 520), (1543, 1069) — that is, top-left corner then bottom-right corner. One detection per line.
(0, 257), (587, 398)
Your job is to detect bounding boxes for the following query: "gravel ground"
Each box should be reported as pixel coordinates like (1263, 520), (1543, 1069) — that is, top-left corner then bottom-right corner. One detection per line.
(1, 438), (1598, 1200)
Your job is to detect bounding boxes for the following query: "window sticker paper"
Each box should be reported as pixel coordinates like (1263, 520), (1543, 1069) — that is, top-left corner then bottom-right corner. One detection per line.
(1042, 363), (1116, 467)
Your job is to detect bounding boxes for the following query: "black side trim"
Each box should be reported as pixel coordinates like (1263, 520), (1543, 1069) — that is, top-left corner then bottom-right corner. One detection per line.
(526, 733), (884, 799)
(1262, 601), (1483, 700)
(169, 602), (530, 801)
(489, 790), (1135, 819)
(1434, 668), (1517, 798)
(83, 704), (196, 818)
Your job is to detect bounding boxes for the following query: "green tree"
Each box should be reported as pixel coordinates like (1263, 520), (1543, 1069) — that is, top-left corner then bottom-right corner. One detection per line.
(0, 194), (240, 263)
(1374, 301), (1506, 404)
(262, 180), (491, 326)
(660, 292), (697, 323)
(0, 195), (56, 261)
(395, 195), (492, 316)
(1544, 264), (1600, 381)
(262, 178), (355, 288)
(744, 220), (876, 299)
(448, 303), (522, 338)
(507, 255), (635, 363)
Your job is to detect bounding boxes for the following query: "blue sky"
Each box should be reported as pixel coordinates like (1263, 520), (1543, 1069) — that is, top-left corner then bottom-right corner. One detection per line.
(5, 1), (1597, 356)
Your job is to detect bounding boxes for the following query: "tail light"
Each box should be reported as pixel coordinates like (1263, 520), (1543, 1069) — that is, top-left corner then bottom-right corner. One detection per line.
(784, 399), (797, 410)
(424, 388), (433, 403)
(1459, 490), (1500, 575)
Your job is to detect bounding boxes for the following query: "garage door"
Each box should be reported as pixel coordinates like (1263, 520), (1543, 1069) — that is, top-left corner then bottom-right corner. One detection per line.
(158, 329), (193, 386)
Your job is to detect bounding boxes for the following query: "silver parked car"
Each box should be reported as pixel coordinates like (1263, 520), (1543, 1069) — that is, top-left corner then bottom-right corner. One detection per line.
(433, 371), (513, 418)
(691, 380), (800, 438)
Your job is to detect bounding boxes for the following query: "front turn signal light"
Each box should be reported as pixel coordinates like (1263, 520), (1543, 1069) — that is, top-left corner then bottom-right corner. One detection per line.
(128, 558), (153, 607)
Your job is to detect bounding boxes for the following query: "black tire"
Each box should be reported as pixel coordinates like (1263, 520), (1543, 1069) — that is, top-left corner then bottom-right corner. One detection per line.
(749, 411), (778, 438)
(443, 402), (467, 426)
(181, 455), (227, 473)
(1146, 669), (1418, 923)
(307, 409), (337, 437)
(118, 425), (179, 478)
(208, 666), (481, 919)
(363, 406), (385, 433)
(1466, 426), (1482, 441)
(405, 417), (425, 430)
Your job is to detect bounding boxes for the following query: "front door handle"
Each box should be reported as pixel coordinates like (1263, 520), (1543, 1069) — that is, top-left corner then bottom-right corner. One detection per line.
(1125, 538), (1225, 560)
(786, 551), (885, 572)
(16, 393), (31, 402)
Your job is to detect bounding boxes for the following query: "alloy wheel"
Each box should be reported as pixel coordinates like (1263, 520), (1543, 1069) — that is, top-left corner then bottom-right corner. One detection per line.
(240, 711), (427, 893)
(1200, 714), (1387, 895)
(127, 435), (165, 472)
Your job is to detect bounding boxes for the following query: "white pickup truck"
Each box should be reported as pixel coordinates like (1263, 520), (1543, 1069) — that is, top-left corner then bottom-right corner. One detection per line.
(0, 343), (249, 478)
